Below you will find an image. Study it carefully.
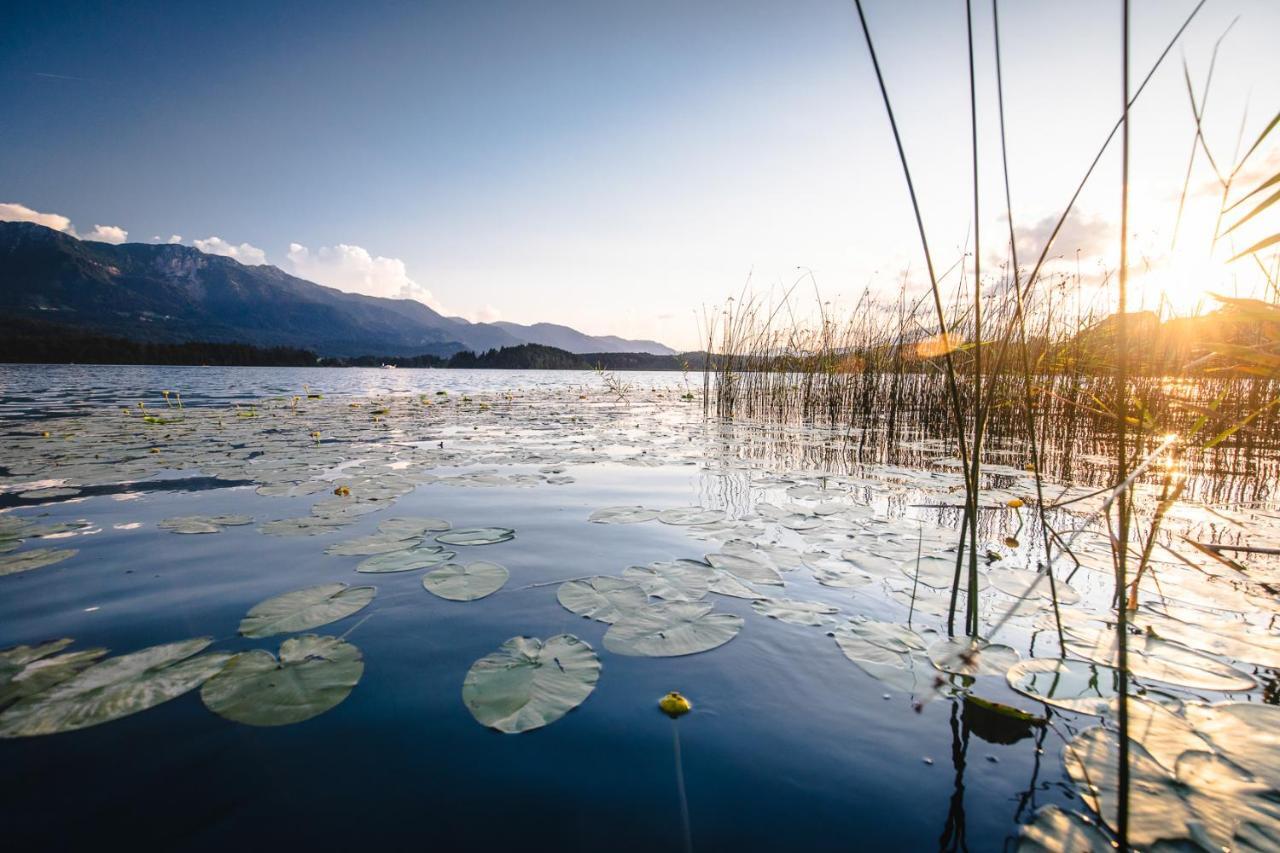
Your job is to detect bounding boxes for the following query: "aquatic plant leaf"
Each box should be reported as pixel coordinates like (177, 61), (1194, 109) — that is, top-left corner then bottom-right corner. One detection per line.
(0, 547), (78, 576)
(988, 566), (1079, 605)
(1175, 750), (1280, 851)
(158, 514), (252, 534)
(0, 640), (108, 710)
(604, 602), (743, 657)
(707, 570), (766, 600)
(17, 487), (80, 499)
(0, 638), (230, 738)
(1184, 702), (1280, 788)
(325, 533), (420, 557)
(1062, 727), (1194, 848)
(588, 506), (659, 524)
(622, 561), (711, 602)
(239, 583), (376, 638)
(752, 597), (838, 627)
(377, 517), (450, 538)
(435, 527), (515, 546)
(928, 637), (1019, 678)
(1135, 610), (1280, 670)
(705, 552), (783, 585)
(1006, 658), (1122, 716)
(462, 634), (600, 733)
(1016, 805), (1115, 852)
(657, 507), (725, 526)
(899, 554), (988, 592)
(423, 561), (508, 601)
(1064, 626), (1256, 692)
(201, 635), (363, 727)
(357, 546), (454, 573)
(556, 576), (648, 623)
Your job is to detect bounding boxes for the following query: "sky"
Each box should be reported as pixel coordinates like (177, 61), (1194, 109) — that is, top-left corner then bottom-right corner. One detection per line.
(3, 0), (1279, 349)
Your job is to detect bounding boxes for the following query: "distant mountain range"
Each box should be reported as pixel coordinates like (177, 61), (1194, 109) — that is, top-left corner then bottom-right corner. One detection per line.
(0, 222), (674, 357)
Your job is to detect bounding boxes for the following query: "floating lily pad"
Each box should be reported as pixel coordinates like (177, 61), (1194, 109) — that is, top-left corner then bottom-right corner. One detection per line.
(1184, 702), (1280, 787)
(657, 507), (725, 526)
(462, 634), (600, 733)
(928, 637), (1019, 678)
(752, 597), (839, 626)
(239, 583), (376, 638)
(705, 552), (783, 585)
(605, 601), (743, 657)
(622, 561), (710, 602)
(377, 517), (451, 538)
(158, 514), (253, 534)
(423, 561), (508, 601)
(0, 639), (108, 710)
(707, 571), (767, 600)
(1064, 626), (1255, 692)
(326, 533), (421, 557)
(0, 548), (78, 577)
(1017, 805), (1115, 852)
(17, 487), (80, 500)
(0, 638), (231, 738)
(435, 527), (515, 546)
(557, 576), (649, 622)
(589, 506), (660, 524)
(357, 546), (454, 573)
(1007, 658), (1121, 716)
(201, 635), (363, 726)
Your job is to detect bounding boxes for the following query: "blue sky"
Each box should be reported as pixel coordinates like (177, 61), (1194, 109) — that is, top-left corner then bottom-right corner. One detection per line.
(3, 0), (1279, 348)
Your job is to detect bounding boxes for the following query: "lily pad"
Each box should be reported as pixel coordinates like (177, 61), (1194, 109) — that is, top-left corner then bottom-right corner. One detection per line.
(357, 546), (454, 573)
(557, 576), (649, 623)
(657, 507), (725, 526)
(0, 548), (78, 576)
(0, 638), (231, 738)
(461, 634), (600, 733)
(326, 533), (421, 557)
(622, 561), (710, 602)
(201, 635), (363, 726)
(604, 601), (743, 657)
(422, 561), (508, 601)
(928, 637), (1019, 678)
(239, 583), (376, 638)
(752, 597), (839, 626)
(1064, 626), (1256, 692)
(588, 506), (659, 524)
(158, 515), (253, 534)
(435, 527), (515, 546)
(0, 639), (108, 710)
(377, 517), (450, 538)
(705, 552), (783, 585)
(1017, 805), (1115, 852)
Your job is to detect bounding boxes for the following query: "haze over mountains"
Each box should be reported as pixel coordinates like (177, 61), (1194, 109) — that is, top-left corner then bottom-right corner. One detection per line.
(0, 222), (674, 357)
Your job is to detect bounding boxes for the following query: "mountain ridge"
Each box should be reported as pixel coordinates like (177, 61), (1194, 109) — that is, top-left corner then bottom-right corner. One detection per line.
(0, 222), (674, 357)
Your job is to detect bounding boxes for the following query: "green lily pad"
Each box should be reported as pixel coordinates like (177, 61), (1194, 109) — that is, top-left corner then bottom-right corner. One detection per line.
(604, 601), (742, 657)
(705, 552), (783, 585)
(422, 561), (508, 601)
(657, 507), (725, 526)
(435, 527), (515, 546)
(928, 637), (1020, 678)
(0, 638), (231, 738)
(588, 506), (659, 524)
(239, 583), (376, 638)
(1017, 805), (1115, 852)
(326, 533), (421, 557)
(201, 635), (363, 726)
(0, 639), (108, 710)
(357, 546), (454, 573)
(462, 634), (600, 733)
(0, 548), (78, 576)
(377, 517), (451, 538)
(556, 576), (649, 623)
(622, 561), (710, 602)
(752, 597), (839, 626)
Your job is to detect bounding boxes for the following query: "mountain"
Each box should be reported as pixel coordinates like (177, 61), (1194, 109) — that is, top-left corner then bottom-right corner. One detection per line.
(490, 321), (674, 355)
(0, 222), (673, 357)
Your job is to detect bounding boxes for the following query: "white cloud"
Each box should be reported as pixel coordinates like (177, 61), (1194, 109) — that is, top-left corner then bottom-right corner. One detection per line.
(0, 202), (76, 234)
(167, 234), (182, 244)
(83, 224), (128, 244)
(1, 202), (128, 244)
(286, 242), (445, 312)
(471, 304), (501, 323)
(193, 236), (267, 265)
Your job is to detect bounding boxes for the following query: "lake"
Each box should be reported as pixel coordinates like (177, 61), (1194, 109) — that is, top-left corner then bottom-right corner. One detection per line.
(2, 364), (1277, 851)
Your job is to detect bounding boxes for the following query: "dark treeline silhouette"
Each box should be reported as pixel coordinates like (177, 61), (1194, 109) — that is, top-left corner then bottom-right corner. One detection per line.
(328, 344), (704, 370)
(0, 319), (319, 366)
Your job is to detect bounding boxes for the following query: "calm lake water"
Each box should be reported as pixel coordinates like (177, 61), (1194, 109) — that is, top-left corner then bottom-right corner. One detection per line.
(1, 364), (1272, 851)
